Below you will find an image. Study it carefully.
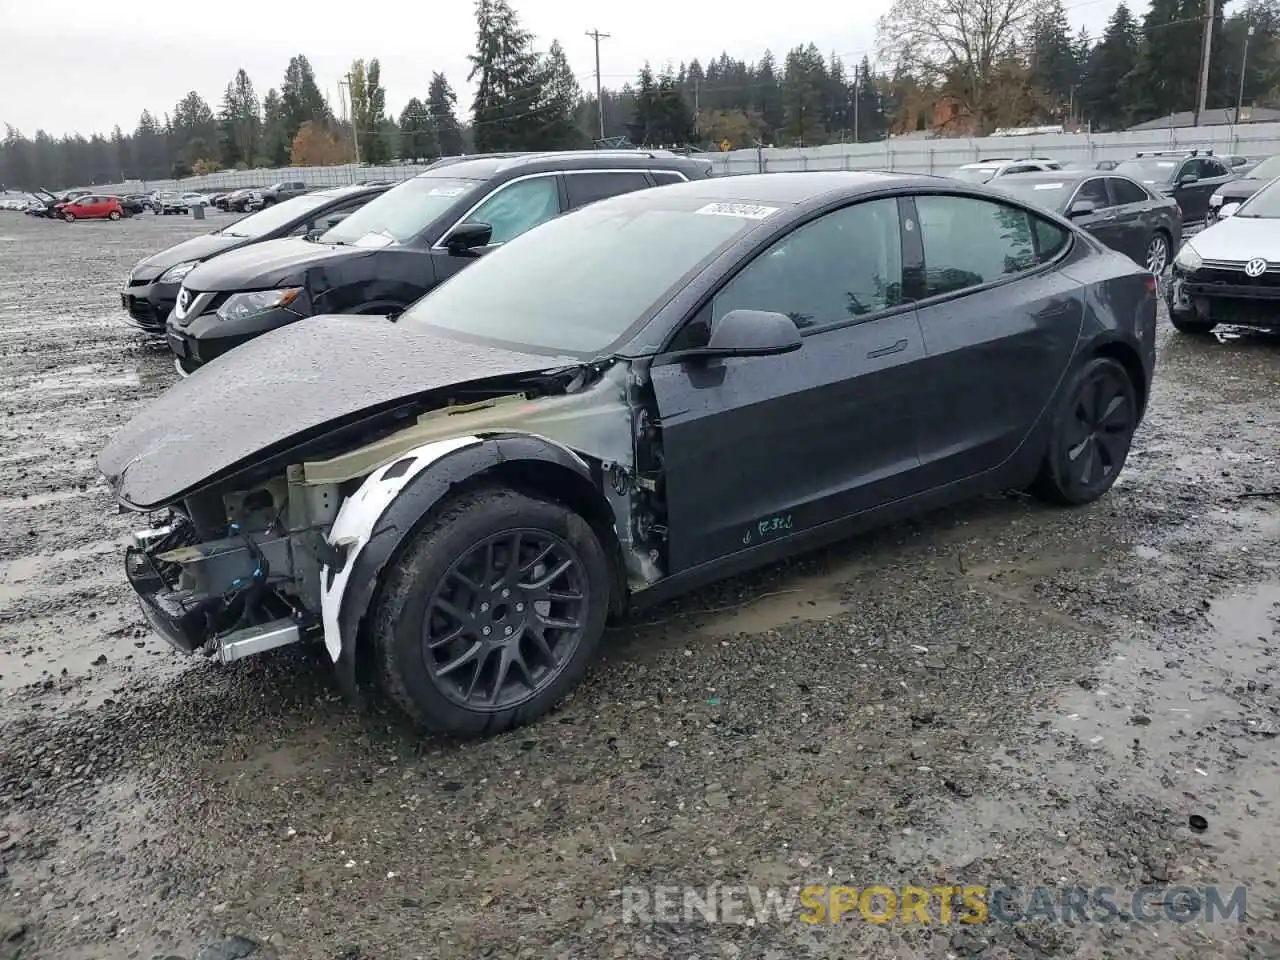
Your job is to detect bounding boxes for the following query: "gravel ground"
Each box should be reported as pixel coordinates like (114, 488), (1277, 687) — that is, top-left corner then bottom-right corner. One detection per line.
(1, 211), (1280, 960)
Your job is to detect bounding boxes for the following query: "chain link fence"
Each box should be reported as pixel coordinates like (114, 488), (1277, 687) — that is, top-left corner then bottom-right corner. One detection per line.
(80, 121), (1280, 194)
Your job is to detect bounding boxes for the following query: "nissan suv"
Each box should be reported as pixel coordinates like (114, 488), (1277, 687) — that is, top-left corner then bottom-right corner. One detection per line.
(165, 150), (714, 374)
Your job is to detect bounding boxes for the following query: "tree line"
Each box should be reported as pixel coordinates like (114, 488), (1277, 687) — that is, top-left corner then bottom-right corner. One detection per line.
(3, 0), (1280, 191)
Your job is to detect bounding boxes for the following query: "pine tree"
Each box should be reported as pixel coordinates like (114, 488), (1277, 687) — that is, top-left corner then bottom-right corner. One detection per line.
(627, 64), (659, 144)
(398, 98), (438, 160)
(280, 55), (329, 143)
(427, 72), (465, 156)
(531, 40), (584, 149)
(260, 89), (290, 166)
(1079, 3), (1140, 130)
(468, 0), (544, 151)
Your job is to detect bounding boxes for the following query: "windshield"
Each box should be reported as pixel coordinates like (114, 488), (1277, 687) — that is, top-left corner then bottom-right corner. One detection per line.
(220, 192), (336, 238)
(1114, 158), (1178, 184)
(1245, 155), (1280, 181)
(991, 178), (1070, 211)
(948, 166), (997, 183)
(399, 197), (770, 355)
(1235, 177), (1280, 218)
(321, 176), (480, 247)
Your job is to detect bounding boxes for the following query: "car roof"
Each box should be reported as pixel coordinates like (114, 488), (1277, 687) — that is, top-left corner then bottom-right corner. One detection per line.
(311, 183), (386, 199)
(627, 170), (918, 205)
(996, 169), (1100, 185)
(415, 150), (712, 181)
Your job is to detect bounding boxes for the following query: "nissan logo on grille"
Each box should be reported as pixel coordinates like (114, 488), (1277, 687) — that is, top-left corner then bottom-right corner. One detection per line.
(176, 288), (191, 315)
(1245, 257), (1269, 277)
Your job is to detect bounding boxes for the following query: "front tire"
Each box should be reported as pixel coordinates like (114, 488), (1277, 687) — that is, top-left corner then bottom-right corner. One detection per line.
(372, 486), (611, 737)
(1031, 356), (1138, 506)
(108, 210), (121, 221)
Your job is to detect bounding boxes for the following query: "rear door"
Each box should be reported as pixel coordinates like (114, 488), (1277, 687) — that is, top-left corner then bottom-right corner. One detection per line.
(1104, 176), (1160, 266)
(907, 192), (1084, 486)
(562, 170), (654, 210)
(652, 196), (930, 572)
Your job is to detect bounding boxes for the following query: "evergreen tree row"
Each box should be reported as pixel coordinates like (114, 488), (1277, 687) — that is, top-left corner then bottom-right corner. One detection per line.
(3, 0), (1279, 191)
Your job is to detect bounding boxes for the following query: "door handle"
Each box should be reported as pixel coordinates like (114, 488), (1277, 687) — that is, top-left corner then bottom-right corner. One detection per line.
(867, 339), (908, 359)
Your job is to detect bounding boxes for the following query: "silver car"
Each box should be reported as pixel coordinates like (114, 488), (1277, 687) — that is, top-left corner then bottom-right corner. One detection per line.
(1167, 177), (1280, 333)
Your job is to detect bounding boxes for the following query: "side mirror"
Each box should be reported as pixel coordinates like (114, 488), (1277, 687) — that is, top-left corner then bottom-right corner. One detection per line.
(1177, 172), (1199, 186)
(1219, 202), (1241, 218)
(686, 309), (802, 360)
(1067, 199), (1097, 218)
(305, 227), (324, 240)
(443, 221), (493, 256)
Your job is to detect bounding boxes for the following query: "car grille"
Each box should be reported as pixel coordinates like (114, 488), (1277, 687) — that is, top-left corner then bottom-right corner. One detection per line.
(125, 297), (159, 324)
(1188, 263), (1280, 289)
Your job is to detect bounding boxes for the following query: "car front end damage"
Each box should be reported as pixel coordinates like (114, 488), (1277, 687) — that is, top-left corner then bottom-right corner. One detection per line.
(113, 361), (670, 681)
(1169, 248), (1280, 330)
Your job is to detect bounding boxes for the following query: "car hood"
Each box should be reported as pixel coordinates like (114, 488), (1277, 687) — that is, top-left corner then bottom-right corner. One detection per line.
(1214, 179), (1263, 200)
(130, 233), (243, 282)
(1186, 215), (1280, 261)
(98, 316), (575, 510)
(181, 237), (367, 291)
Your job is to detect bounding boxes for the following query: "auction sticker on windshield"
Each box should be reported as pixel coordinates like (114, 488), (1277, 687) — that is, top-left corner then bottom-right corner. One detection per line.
(1035, 183), (1065, 190)
(353, 232), (394, 248)
(695, 202), (779, 219)
(427, 187), (467, 197)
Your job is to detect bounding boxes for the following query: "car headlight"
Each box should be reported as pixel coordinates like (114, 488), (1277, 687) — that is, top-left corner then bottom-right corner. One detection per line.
(215, 288), (303, 322)
(1173, 243), (1202, 273)
(1209, 194), (1223, 206)
(158, 261), (198, 283)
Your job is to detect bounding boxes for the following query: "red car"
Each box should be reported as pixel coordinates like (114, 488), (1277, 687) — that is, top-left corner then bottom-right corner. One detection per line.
(57, 195), (125, 221)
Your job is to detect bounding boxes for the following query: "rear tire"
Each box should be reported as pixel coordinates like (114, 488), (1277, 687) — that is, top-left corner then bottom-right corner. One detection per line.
(62, 211), (75, 222)
(372, 486), (612, 737)
(1145, 231), (1170, 275)
(1030, 356), (1138, 507)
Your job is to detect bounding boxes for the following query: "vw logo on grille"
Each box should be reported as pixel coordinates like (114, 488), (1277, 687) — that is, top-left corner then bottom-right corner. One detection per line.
(1245, 257), (1269, 277)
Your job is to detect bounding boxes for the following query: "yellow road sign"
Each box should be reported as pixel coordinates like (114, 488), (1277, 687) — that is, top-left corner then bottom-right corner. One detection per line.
(720, 139), (731, 152)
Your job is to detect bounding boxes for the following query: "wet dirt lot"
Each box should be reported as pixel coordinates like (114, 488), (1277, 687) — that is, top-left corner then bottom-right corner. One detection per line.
(1, 211), (1280, 960)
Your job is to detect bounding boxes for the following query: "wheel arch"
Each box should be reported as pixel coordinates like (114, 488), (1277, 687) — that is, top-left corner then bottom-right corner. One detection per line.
(322, 433), (623, 698)
(1091, 337), (1148, 418)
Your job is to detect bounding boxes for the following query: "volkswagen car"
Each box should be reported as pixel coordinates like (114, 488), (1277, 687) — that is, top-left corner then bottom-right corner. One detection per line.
(1168, 174), (1280, 333)
(99, 172), (1156, 738)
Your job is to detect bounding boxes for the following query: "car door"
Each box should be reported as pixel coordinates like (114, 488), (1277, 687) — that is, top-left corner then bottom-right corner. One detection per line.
(1105, 176), (1160, 266)
(1174, 159), (1215, 224)
(431, 173), (564, 284)
(907, 193), (1084, 486)
(563, 170), (653, 211)
(81, 196), (105, 218)
(1065, 177), (1127, 253)
(650, 196), (930, 573)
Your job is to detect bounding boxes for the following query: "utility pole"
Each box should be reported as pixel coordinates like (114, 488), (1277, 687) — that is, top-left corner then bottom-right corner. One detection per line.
(693, 75), (700, 141)
(853, 76), (860, 143)
(1195, 0), (1214, 125)
(585, 28), (610, 141)
(342, 73), (362, 168)
(1237, 24), (1255, 122)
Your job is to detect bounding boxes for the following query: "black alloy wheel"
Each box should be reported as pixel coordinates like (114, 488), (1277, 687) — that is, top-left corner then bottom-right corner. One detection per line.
(1032, 356), (1138, 506)
(424, 528), (589, 710)
(373, 486), (611, 736)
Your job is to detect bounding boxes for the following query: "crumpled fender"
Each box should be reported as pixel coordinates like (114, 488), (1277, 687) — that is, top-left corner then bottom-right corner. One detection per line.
(318, 432), (595, 697)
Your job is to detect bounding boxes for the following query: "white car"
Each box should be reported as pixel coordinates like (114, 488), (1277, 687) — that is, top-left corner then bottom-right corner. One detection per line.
(1167, 176), (1280, 334)
(946, 158), (1063, 184)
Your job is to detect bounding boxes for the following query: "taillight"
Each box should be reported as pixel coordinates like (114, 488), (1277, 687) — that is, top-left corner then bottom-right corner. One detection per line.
(1144, 275), (1158, 294)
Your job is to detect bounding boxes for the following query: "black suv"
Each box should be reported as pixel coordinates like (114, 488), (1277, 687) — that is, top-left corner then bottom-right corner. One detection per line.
(262, 181), (309, 205)
(1111, 149), (1236, 228)
(165, 150), (714, 374)
(123, 184), (389, 333)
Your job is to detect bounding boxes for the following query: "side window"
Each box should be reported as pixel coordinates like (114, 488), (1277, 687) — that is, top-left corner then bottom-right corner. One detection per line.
(1030, 214), (1070, 263)
(1108, 178), (1150, 206)
(711, 198), (904, 330)
(564, 171), (652, 209)
(465, 176), (562, 245)
(916, 195), (1037, 297)
(1205, 159), (1230, 178)
(650, 171), (686, 185)
(1075, 178), (1110, 207)
(1004, 165), (1035, 175)
(1178, 160), (1202, 181)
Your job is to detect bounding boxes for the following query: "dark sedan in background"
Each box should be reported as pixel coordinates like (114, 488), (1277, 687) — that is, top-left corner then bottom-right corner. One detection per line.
(122, 183), (389, 333)
(1206, 153), (1280, 224)
(993, 169), (1182, 274)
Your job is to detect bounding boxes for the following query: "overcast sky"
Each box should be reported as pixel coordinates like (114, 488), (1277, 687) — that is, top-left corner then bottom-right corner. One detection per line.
(0, 0), (1117, 138)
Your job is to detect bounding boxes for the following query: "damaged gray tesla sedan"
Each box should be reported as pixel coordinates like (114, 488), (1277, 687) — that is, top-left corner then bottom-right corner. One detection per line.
(99, 172), (1157, 737)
